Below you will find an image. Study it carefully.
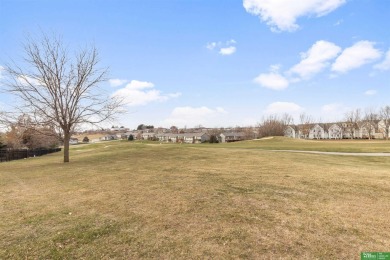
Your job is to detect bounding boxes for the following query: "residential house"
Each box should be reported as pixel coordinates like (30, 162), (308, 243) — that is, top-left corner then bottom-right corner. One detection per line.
(69, 138), (79, 145)
(218, 132), (246, 143)
(327, 123), (343, 139)
(285, 120), (389, 140)
(359, 122), (377, 139)
(156, 133), (210, 143)
(100, 134), (118, 141)
(182, 133), (210, 143)
(284, 125), (300, 139)
(378, 119), (390, 139)
(309, 124), (326, 139)
(142, 132), (156, 140)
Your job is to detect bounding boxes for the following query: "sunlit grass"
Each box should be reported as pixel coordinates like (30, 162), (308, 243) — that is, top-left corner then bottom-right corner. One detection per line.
(215, 136), (390, 153)
(1, 138), (390, 258)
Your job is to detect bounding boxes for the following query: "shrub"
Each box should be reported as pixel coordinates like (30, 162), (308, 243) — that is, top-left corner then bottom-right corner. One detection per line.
(209, 135), (219, 143)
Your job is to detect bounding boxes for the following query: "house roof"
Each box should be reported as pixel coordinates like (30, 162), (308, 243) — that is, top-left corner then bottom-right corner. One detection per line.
(286, 125), (299, 131)
(156, 132), (208, 138)
(221, 132), (245, 137)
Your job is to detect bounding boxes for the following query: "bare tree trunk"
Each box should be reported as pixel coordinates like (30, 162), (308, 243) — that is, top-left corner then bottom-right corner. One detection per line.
(2, 32), (123, 163)
(63, 132), (70, 163)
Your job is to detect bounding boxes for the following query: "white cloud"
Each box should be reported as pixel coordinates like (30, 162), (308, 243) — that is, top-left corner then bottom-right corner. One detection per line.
(270, 64), (281, 72)
(243, 0), (346, 32)
(206, 39), (237, 56)
(263, 101), (304, 122)
(109, 79), (128, 87)
(334, 19), (343, 26)
(264, 102), (303, 115)
(17, 75), (43, 86)
(321, 103), (343, 113)
(364, 90), (377, 96)
(206, 42), (217, 50)
(164, 106), (227, 127)
(112, 80), (180, 106)
(216, 107), (227, 113)
(320, 103), (347, 121)
(125, 80), (155, 90)
(254, 72), (289, 90)
(219, 46), (236, 56)
(374, 49), (390, 71)
(289, 40), (341, 79)
(331, 41), (382, 73)
(254, 40), (382, 90)
(0, 66), (4, 79)
(226, 39), (236, 45)
(167, 92), (182, 98)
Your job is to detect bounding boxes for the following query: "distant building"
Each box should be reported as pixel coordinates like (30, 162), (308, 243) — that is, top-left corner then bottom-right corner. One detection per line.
(69, 138), (79, 145)
(285, 121), (385, 139)
(100, 135), (118, 141)
(218, 132), (246, 143)
(156, 133), (210, 143)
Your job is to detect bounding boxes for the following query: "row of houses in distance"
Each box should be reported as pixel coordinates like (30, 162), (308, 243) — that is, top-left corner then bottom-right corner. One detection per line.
(99, 131), (251, 143)
(285, 120), (390, 139)
(73, 119), (390, 145)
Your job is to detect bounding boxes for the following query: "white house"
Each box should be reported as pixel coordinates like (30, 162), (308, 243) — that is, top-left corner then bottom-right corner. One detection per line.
(309, 124), (326, 139)
(156, 133), (177, 143)
(377, 120), (390, 139)
(359, 122), (377, 139)
(219, 132), (246, 143)
(69, 138), (79, 145)
(341, 122), (356, 139)
(182, 133), (210, 143)
(284, 125), (300, 139)
(327, 124), (343, 139)
(142, 132), (156, 140)
(100, 135), (118, 141)
(285, 120), (390, 140)
(156, 133), (210, 143)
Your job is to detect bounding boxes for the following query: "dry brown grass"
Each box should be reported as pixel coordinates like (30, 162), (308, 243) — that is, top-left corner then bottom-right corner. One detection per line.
(72, 133), (106, 141)
(1, 140), (390, 259)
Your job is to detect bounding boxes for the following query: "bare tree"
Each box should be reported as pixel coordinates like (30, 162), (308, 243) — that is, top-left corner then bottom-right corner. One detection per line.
(380, 106), (390, 140)
(281, 113), (294, 126)
(257, 115), (288, 138)
(299, 113), (313, 139)
(170, 126), (179, 134)
(344, 109), (361, 139)
(3, 114), (59, 149)
(242, 126), (256, 140)
(0, 132), (5, 148)
(363, 108), (378, 139)
(2, 33), (122, 162)
(207, 128), (222, 135)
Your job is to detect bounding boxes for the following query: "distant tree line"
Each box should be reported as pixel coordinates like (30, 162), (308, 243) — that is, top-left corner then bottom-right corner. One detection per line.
(0, 115), (59, 149)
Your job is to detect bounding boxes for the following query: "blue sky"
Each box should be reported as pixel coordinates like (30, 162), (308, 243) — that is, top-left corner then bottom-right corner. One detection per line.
(1, 0), (389, 129)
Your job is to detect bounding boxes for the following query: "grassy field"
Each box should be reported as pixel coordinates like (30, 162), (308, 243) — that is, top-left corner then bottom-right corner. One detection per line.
(218, 136), (390, 153)
(1, 138), (390, 259)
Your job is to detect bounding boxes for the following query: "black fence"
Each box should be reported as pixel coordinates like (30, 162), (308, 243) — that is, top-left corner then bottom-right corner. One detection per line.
(0, 148), (62, 163)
